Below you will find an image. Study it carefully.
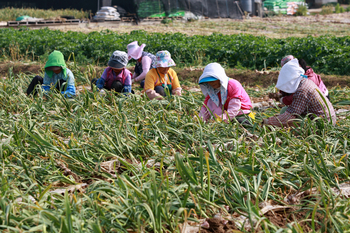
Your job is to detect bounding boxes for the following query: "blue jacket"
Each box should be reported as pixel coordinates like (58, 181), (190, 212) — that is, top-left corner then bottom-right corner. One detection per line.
(42, 68), (76, 97)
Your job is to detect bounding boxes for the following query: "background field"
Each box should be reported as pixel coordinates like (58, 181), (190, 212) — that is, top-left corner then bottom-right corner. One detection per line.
(0, 60), (349, 232)
(0, 7), (90, 21)
(0, 11), (350, 233)
(55, 13), (350, 38)
(2, 28), (350, 75)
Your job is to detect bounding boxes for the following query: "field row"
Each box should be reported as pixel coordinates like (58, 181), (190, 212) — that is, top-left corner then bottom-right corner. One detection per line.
(0, 64), (349, 232)
(1, 28), (350, 75)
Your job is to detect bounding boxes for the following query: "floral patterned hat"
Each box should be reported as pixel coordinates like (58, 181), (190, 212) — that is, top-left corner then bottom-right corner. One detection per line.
(155, 51), (176, 68)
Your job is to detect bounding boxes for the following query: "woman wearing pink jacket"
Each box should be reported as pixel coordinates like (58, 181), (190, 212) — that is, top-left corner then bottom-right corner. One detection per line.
(198, 63), (254, 125)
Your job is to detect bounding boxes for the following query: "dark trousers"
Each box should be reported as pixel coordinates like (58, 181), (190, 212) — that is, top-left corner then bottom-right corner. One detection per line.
(91, 78), (124, 93)
(27, 76), (66, 95)
(154, 86), (166, 97)
(140, 80), (145, 88)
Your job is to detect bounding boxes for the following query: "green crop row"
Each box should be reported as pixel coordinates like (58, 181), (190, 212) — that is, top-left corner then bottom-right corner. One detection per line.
(0, 65), (349, 232)
(0, 28), (350, 75)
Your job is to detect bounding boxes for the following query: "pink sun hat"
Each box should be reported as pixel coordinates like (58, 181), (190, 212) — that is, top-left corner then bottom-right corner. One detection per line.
(127, 41), (146, 60)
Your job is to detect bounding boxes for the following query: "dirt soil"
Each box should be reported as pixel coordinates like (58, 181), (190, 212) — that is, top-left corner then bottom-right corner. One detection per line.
(264, 208), (323, 231)
(200, 218), (238, 233)
(49, 12), (350, 39)
(199, 208), (324, 232)
(0, 62), (42, 76)
(175, 67), (350, 88)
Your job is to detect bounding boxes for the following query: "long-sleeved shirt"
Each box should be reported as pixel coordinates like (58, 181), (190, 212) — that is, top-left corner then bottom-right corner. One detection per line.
(267, 79), (336, 127)
(96, 67), (132, 93)
(199, 98), (251, 122)
(42, 68), (75, 97)
(144, 68), (182, 100)
(133, 52), (156, 82)
(199, 79), (252, 122)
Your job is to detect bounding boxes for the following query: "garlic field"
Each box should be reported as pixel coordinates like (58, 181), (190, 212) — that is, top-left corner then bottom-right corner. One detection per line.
(0, 63), (349, 232)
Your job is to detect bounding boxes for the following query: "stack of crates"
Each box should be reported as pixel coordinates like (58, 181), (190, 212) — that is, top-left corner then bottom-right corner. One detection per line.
(263, 0), (305, 14)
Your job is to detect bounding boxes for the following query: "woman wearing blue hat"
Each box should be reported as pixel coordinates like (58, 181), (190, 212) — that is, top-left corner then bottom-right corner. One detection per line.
(198, 63), (253, 124)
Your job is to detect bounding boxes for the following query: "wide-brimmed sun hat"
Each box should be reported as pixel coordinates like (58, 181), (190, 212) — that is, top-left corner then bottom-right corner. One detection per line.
(155, 51), (176, 68)
(198, 76), (218, 84)
(127, 41), (146, 60)
(281, 55), (295, 67)
(108, 50), (128, 69)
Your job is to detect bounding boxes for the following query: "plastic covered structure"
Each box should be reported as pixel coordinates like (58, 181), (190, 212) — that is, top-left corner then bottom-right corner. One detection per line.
(135, 0), (244, 19)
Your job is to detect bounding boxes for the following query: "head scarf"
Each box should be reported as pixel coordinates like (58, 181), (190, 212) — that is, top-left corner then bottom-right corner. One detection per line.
(198, 63), (228, 107)
(155, 51), (176, 68)
(281, 55), (295, 67)
(276, 58), (305, 94)
(44, 50), (67, 78)
(127, 41), (146, 60)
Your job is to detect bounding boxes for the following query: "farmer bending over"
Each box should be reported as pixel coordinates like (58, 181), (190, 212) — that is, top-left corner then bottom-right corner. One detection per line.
(263, 58), (336, 127)
(127, 41), (156, 88)
(91, 51), (132, 95)
(26, 50), (75, 97)
(270, 55), (329, 111)
(144, 51), (182, 100)
(198, 63), (254, 125)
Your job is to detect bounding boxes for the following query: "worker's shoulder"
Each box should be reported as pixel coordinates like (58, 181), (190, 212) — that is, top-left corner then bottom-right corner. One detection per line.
(145, 68), (157, 78)
(168, 68), (178, 76)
